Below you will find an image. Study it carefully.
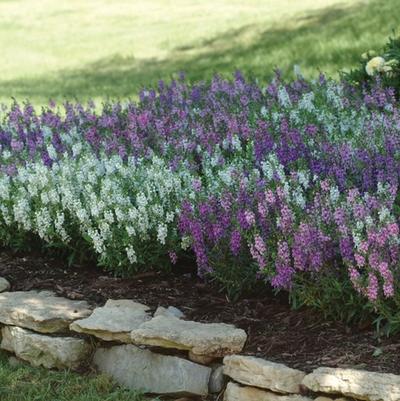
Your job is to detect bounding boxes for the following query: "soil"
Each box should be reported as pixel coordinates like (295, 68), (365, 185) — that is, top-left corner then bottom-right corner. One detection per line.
(0, 249), (399, 375)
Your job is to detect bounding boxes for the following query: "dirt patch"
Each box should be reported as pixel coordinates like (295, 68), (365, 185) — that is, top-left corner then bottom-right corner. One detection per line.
(0, 249), (399, 374)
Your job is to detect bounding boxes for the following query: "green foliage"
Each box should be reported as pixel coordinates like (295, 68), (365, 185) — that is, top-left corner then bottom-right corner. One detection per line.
(373, 294), (400, 336)
(208, 252), (258, 301)
(343, 31), (400, 96)
(290, 271), (400, 336)
(290, 271), (374, 326)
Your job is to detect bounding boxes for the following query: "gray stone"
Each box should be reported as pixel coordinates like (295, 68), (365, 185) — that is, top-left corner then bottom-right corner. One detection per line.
(130, 315), (247, 357)
(93, 344), (211, 396)
(70, 299), (151, 342)
(154, 306), (185, 319)
(0, 277), (10, 293)
(1, 326), (91, 370)
(302, 367), (400, 401)
(223, 355), (305, 394)
(209, 365), (225, 393)
(223, 382), (313, 401)
(0, 290), (92, 333)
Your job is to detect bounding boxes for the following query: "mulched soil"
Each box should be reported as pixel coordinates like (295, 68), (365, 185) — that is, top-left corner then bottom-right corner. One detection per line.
(0, 249), (399, 375)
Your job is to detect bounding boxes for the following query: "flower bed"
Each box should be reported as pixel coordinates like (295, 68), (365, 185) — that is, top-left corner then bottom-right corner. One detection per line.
(1, 73), (400, 331)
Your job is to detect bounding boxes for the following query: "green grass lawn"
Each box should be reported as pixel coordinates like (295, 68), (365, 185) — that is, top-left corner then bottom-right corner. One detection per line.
(0, 352), (146, 401)
(0, 0), (398, 105)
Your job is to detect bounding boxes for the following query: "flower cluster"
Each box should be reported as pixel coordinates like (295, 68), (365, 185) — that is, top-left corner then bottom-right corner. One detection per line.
(0, 153), (193, 273)
(1, 71), (400, 329)
(364, 55), (396, 77)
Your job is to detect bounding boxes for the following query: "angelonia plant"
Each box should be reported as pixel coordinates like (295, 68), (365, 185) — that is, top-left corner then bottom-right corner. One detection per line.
(1, 71), (400, 333)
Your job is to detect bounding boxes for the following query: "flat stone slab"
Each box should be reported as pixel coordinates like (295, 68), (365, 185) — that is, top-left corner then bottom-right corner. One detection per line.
(93, 344), (211, 396)
(223, 382), (313, 401)
(1, 326), (92, 370)
(70, 299), (151, 342)
(223, 355), (305, 394)
(0, 277), (10, 292)
(0, 290), (92, 333)
(154, 305), (185, 319)
(302, 367), (400, 401)
(130, 315), (247, 357)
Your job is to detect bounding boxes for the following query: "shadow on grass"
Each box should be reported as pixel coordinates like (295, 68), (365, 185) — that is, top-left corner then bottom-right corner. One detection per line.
(0, 0), (397, 104)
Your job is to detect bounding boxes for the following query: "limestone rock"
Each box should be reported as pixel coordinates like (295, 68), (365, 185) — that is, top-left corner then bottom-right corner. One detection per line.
(315, 398), (348, 401)
(1, 326), (91, 369)
(188, 350), (215, 365)
(154, 306), (185, 319)
(223, 382), (313, 401)
(209, 365), (225, 393)
(302, 367), (400, 401)
(0, 290), (92, 333)
(223, 355), (305, 394)
(70, 299), (151, 342)
(0, 277), (10, 292)
(130, 315), (247, 357)
(93, 344), (211, 396)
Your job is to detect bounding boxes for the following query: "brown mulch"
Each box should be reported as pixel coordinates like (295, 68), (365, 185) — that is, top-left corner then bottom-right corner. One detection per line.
(0, 249), (399, 374)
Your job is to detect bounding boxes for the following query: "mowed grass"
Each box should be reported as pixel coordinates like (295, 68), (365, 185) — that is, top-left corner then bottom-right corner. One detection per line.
(0, 0), (398, 105)
(0, 352), (146, 401)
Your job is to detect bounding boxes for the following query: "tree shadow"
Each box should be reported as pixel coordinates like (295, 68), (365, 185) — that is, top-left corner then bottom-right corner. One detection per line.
(0, 0), (396, 104)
